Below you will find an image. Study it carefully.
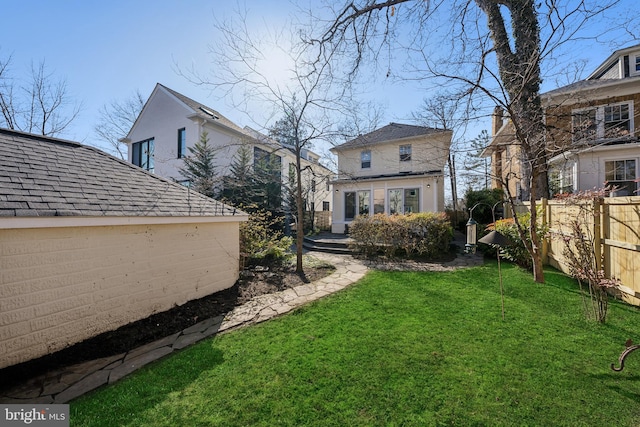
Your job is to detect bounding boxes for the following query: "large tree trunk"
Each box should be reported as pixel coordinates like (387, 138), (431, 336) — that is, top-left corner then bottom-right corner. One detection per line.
(295, 147), (305, 274)
(476, 0), (548, 282)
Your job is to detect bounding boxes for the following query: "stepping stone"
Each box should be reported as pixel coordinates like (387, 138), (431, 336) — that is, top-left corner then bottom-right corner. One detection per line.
(108, 346), (173, 384)
(54, 370), (111, 403)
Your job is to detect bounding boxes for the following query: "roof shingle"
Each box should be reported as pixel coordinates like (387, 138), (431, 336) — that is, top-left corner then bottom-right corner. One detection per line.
(332, 122), (448, 151)
(0, 128), (240, 218)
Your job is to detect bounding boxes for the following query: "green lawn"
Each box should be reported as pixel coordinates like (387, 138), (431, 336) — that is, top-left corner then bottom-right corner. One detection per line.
(71, 262), (640, 426)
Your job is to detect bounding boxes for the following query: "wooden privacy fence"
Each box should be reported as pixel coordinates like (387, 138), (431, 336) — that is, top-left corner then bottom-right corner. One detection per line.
(522, 197), (640, 306)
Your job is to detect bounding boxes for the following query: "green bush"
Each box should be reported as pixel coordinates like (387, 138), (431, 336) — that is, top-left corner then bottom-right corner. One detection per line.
(349, 212), (452, 258)
(465, 188), (504, 224)
(240, 207), (293, 265)
(490, 212), (547, 270)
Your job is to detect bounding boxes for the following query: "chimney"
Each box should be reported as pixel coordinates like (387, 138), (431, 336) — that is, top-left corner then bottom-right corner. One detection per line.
(492, 106), (503, 136)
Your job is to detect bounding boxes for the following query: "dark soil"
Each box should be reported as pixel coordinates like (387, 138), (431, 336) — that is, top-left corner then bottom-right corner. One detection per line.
(0, 262), (335, 393)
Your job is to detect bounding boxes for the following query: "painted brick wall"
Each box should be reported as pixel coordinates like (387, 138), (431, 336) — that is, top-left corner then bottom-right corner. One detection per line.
(0, 221), (240, 369)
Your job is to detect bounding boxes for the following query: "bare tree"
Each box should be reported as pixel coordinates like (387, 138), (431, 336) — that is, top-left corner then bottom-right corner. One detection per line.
(94, 90), (145, 159)
(308, 0), (629, 283)
(184, 10), (342, 274)
(412, 93), (466, 214)
(0, 56), (80, 136)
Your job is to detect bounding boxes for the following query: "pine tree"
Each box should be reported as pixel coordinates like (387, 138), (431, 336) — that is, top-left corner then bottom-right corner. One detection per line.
(222, 144), (255, 207)
(179, 131), (218, 198)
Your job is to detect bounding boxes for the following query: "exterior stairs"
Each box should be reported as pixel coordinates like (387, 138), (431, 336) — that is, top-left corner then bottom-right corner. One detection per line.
(302, 232), (354, 255)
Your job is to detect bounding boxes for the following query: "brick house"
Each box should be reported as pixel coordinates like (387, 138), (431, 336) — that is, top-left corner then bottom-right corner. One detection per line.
(484, 44), (640, 199)
(0, 128), (247, 369)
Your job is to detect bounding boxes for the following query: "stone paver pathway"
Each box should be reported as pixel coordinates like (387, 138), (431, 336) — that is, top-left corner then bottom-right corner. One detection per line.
(0, 247), (482, 404)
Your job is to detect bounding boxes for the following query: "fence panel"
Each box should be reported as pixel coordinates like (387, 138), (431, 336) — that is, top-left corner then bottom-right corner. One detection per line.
(523, 196), (640, 306)
(603, 198), (640, 303)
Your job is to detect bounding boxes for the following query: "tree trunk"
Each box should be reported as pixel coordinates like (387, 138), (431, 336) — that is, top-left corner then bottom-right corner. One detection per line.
(448, 153), (458, 214)
(295, 147), (305, 274)
(476, 0), (549, 282)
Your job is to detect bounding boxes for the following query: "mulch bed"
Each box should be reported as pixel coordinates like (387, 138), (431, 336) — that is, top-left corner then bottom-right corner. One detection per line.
(0, 262), (334, 393)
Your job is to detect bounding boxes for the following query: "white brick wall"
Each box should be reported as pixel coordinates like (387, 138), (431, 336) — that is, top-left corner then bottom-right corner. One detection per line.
(0, 221), (240, 369)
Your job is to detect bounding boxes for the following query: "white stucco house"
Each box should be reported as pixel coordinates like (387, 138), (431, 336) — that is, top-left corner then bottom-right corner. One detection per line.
(122, 83), (333, 230)
(330, 122), (452, 234)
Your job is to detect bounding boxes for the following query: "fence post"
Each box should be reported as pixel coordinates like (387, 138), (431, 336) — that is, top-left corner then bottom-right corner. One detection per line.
(541, 197), (548, 264)
(593, 197), (602, 272)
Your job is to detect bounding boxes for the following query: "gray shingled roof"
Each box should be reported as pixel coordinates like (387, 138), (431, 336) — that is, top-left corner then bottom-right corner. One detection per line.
(332, 122), (448, 151)
(0, 128), (240, 217)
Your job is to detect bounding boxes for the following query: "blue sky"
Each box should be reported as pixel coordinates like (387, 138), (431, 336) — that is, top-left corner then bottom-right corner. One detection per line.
(1, 0), (638, 157)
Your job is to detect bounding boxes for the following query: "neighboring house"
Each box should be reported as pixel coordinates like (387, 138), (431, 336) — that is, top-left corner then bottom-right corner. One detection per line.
(0, 128), (247, 369)
(330, 123), (452, 234)
(122, 83), (333, 230)
(484, 44), (640, 199)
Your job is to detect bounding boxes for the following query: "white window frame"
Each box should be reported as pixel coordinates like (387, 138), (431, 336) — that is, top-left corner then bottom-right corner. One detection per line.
(571, 101), (634, 143)
(632, 54), (640, 77)
(361, 150), (371, 169)
(388, 187), (420, 215)
(603, 157), (638, 197)
(399, 144), (412, 162)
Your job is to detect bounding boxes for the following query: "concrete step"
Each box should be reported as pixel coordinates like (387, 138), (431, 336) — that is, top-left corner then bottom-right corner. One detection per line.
(302, 241), (354, 255)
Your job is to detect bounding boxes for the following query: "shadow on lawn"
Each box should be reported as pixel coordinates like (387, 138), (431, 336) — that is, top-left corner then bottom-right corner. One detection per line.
(72, 346), (227, 421)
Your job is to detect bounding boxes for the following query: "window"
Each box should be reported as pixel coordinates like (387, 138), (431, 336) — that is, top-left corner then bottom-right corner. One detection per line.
(549, 161), (575, 196)
(311, 179), (316, 192)
(358, 190), (370, 215)
(373, 189), (385, 214)
(572, 109), (597, 142)
(604, 104), (630, 138)
(399, 144), (412, 162)
(361, 150), (371, 169)
(634, 55), (640, 74)
(132, 138), (154, 172)
(345, 192), (356, 220)
(323, 201), (330, 211)
(404, 188), (419, 213)
(389, 189), (402, 214)
(389, 188), (420, 214)
(177, 128), (186, 158)
(606, 159), (637, 196)
(326, 180), (330, 191)
(572, 102), (633, 142)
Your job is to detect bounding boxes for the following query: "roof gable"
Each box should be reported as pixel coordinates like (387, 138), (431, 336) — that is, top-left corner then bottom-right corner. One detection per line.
(124, 84), (248, 142)
(332, 122), (449, 151)
(0, 128), (239, 218)
(587, 43), (640, 80)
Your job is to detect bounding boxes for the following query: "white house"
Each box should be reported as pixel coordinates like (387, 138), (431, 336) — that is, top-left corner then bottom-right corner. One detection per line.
(330, 122), (452, 234)
(122, 83), (333, 230)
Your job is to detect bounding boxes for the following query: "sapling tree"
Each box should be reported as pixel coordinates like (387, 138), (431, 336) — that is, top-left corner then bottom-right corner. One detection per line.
(553, 188), (619, 323)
